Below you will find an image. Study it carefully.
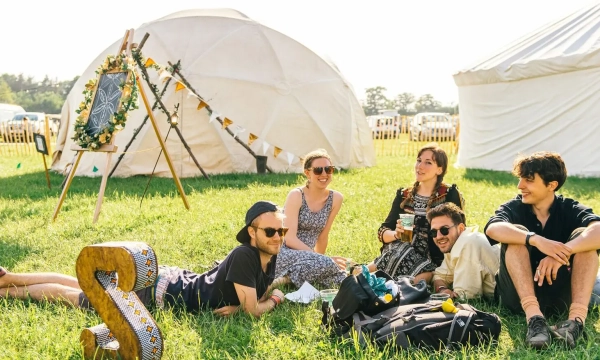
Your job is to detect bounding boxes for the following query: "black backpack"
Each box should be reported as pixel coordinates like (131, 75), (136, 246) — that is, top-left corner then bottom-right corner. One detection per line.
(322, 300), (501, 350)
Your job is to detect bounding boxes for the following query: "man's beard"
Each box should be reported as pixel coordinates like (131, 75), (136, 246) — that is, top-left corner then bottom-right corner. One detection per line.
(255, 236), (280, 256)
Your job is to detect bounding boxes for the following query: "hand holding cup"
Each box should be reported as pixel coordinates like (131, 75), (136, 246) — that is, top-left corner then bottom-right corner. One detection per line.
(398, 214), (415, 243)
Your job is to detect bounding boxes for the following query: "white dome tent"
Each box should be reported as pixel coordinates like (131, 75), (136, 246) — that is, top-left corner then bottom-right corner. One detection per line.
(52, 9), (375, 177)
(453, 3), (600, 177)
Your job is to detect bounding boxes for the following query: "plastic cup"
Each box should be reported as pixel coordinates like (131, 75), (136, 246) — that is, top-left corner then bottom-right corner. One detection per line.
(320, 289), (338, 303)
(430, 293), (450, 301)
(399, 214), (415, 242)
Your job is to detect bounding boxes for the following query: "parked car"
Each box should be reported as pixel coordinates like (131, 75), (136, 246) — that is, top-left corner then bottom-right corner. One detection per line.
(367, 115), (400, 139)
(0, 103), (25, 122)
(0, 112), (56, 142)
(409, 112), (456, 141)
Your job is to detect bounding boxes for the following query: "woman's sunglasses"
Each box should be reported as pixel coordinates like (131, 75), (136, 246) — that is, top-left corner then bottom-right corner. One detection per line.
(308, 166), (335, 175)
(429, 224), (458, 238)
(253, 226), (289, 238)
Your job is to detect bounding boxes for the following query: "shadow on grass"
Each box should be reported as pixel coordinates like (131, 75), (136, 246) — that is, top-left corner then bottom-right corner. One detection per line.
(0, 241), (37, 269)
(0, 170), (306, 200)
(463, 168), (516, 187)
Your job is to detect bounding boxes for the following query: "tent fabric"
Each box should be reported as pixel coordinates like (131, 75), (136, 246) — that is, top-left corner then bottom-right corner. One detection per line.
(453, 3), (600, 177)
(454, 4), (600, 86)
(52, 8), (375, 178)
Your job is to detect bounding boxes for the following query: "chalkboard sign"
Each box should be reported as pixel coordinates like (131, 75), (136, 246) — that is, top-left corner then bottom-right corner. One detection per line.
(34, 133), (48, 155)
(85, 72), (128, 138)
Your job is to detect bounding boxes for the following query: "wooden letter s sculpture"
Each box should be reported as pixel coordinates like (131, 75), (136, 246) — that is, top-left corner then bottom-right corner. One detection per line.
(76, 242), (164, 360)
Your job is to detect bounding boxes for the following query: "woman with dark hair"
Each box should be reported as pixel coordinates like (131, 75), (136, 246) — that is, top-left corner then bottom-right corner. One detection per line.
(360, 144), (465, 284)
(274, 148), (348, 288)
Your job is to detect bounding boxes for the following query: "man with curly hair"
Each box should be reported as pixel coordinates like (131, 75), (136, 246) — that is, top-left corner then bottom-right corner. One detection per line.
(485, 151), (600, 349)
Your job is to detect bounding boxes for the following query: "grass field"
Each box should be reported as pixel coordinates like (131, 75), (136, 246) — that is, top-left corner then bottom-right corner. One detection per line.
(1, 153), (600, 359)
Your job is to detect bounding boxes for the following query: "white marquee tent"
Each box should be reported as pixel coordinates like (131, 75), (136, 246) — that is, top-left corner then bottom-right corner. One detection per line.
(52, 9), (375, 177)
(453, 3), (600, 177)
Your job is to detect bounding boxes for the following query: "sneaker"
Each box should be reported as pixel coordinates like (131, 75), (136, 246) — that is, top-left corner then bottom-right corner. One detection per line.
(551, 318), (584, 348)
(526, 315), (552, 349)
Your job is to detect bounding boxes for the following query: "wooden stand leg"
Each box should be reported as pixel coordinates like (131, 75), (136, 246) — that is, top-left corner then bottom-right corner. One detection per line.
(53, 151), (83, 221)
(42, 154), (51, 189)
(136, 73), (190, 210)
(93, 153), (113, 224)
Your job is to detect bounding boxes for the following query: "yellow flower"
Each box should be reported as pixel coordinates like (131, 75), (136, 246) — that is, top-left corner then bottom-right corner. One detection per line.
(99, 133), (107, 143)
(114, 124), (123, 131)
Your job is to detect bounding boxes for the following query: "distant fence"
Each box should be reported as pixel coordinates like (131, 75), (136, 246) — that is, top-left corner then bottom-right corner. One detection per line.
(370, 115), (459, 156)
(0, 117), (57, 156)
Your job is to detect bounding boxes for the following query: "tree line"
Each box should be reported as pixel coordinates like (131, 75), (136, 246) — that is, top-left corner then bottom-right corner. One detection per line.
(0, 73), (79, 114)
(362, 86), (458, 116)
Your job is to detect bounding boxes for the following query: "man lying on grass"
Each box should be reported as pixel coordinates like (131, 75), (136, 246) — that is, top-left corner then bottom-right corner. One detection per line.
(428, 203), (500, 300)
(0, 201), (286, 318)
(485, 151), (600, 349)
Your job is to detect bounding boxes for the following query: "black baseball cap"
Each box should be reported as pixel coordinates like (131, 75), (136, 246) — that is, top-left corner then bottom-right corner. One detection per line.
(236, 201), (280, 243)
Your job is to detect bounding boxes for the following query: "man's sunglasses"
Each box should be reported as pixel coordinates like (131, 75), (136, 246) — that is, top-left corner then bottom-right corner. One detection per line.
(429, 224), (458, 238)
(308, 166), (335, 175)
(253, 226), (288, 237)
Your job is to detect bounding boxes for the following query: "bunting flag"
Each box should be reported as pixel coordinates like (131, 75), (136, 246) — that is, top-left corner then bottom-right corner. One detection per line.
(222, 117), (233, 129)
(197, 100), (207, 110)
(145, 61), (305, 168)
(248, 133), (258, 146)
(175, 82), (186, 92)
(262, 141), (270, 155)
(232, 125), (245, 139)
(144, 58), (156, 68)
(158, 69), (169, 79)
(92, 166), (99, 173)
(209, 111), (220, 123)
(16, 162), (21, 169)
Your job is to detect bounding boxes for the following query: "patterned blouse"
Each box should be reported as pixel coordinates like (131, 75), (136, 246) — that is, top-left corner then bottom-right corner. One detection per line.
(377, 183), (465, 267)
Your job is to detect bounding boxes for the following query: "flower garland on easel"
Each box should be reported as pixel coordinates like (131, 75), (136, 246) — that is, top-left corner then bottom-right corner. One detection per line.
(72, 52), (140, 150)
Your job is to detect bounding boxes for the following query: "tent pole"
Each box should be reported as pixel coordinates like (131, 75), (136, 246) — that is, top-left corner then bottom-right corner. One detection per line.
(133, 55), (210, 180)
(167, 61), (275, 173)
(108, 59), (181, 178)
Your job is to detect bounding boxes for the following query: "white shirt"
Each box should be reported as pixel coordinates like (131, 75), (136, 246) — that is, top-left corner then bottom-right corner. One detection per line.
(432, 226), (500, 299)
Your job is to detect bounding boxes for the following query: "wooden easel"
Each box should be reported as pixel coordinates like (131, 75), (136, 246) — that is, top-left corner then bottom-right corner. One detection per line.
(53, 29), (190, 223)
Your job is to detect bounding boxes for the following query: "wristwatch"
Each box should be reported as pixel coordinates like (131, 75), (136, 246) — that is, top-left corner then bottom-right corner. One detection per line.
(525, 231), (535, 246)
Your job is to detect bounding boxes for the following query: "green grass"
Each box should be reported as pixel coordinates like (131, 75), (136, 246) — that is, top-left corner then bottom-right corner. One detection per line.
(1, 153), (600, 359)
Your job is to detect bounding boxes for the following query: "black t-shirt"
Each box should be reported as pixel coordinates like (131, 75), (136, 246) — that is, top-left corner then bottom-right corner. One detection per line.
(485, 194), (600, 262)
(164, 244), (276, 311)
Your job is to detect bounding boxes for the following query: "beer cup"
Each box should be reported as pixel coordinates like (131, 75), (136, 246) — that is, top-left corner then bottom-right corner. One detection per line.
(399, 214), (415, 243)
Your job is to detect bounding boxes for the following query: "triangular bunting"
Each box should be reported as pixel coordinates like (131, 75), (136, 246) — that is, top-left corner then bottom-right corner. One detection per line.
(286, 152), (295, 166)
(197, 100), (207, 110)
(16, 162), (21, 169)
(144, 58), (156, 68)
(222, 117), (233, 129)
(232, 125), (245, 139)
(158, 69), (168, 79)
(274, 146), (282, 158)
(262, 141), (270, 155)
(209, 111), (220, 123)
(92, 166), (99, 173)
(248, 133), (258, 146)
(186, 89), (196, 99)
(175, 82), (186, 92)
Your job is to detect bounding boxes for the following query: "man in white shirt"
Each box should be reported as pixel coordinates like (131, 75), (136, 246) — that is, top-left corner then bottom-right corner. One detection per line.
(429, 203), (500, 300)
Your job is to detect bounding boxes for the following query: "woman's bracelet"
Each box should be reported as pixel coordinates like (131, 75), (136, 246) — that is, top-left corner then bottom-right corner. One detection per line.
(393, 232), (400, 241)
(436, 285), (448, 293)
